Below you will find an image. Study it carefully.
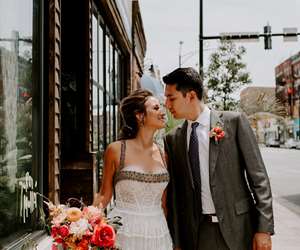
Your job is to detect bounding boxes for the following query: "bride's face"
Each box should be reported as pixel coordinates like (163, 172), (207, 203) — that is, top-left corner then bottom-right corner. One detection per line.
(143, 96), (166, 129)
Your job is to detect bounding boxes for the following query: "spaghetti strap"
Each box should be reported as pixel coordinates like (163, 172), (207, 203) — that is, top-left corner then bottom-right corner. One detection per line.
(119, 140), (126, 171)
(113, 140), (126, 189)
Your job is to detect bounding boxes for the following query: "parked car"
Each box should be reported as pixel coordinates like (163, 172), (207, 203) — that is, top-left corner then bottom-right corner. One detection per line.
(283, 138), (298, 149)
(265, 138), (280, 147)
(264, 129), (281, 147)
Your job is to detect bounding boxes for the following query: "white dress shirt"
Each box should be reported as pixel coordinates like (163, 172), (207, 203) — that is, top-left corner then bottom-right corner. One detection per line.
(187, 106), (216, 214)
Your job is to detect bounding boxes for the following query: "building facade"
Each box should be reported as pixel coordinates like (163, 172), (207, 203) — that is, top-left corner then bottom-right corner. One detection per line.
(275, 52), (300, 140)
(240, 86), (285, 144)
(0, 0), (146, 248)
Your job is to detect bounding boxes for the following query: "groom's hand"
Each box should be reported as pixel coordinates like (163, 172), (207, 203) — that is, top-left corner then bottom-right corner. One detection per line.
(252, 232), (272, 250)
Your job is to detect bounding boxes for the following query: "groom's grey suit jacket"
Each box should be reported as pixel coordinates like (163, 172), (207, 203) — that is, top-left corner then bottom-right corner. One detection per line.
(164, 110), (274, 250)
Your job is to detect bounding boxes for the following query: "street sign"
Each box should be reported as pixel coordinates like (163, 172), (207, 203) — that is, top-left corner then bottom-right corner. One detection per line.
(283, 27), (298, 42)
(219, 32), (260, 42)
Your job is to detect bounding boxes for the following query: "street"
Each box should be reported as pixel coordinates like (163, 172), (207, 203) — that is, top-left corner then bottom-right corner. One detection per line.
(260, 147), (300, 249)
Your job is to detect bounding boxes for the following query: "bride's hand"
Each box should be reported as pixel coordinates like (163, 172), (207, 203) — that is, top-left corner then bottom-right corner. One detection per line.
(92, 193), (104, 208)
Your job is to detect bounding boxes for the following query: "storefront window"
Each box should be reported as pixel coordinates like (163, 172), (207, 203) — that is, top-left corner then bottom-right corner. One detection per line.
(92, 85), (98, 151)
(92, 4), (124, 177)
(0, 0), (42, 244)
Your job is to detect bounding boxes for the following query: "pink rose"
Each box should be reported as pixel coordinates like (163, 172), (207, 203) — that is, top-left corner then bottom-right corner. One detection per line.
(89, 215), (102, 228)
(51, 244), (59, 250)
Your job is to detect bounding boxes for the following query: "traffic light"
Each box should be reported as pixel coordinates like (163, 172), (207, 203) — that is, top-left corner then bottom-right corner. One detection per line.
(264, 24), (272, 49)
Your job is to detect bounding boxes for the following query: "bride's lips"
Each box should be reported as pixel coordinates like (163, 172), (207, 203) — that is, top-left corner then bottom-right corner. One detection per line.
(159, 115), (166, 122)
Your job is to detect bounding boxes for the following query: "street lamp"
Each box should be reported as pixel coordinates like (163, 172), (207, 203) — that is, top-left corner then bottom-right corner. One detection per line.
(178, 41), (184, 67)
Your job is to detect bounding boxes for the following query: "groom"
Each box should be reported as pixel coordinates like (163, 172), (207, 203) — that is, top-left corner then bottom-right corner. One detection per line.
(163, 67), (274, 250)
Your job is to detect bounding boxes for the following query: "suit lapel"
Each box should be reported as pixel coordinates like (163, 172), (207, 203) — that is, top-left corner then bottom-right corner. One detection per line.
(177, 120), (195, 189)
(209, 110), (224, 177)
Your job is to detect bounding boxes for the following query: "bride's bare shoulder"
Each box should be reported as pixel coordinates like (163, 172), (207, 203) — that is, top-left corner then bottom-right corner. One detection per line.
(104, 141), (123, 162)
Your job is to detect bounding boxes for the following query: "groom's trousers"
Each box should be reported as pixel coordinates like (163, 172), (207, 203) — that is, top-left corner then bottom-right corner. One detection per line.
(196, 215), (229, 250)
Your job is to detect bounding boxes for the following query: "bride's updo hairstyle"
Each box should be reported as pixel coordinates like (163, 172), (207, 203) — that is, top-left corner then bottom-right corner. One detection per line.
(119, 89), (153, 139)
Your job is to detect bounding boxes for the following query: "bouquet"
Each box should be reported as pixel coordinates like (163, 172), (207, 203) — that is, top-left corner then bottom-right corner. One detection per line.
(45, 198), (121, 250)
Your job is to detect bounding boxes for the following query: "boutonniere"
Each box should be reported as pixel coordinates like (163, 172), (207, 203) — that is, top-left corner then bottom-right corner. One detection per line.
(209, 125), (225, 144)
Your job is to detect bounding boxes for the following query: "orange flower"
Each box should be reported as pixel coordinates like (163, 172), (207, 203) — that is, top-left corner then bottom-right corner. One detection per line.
(67, 207), (82, 222)
(91, 224), (115, 248)
(76, 238), (89, 250)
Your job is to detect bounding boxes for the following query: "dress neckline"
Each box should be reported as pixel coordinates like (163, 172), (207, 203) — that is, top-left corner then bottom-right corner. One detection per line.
(117, 140), (167, 174)
(120, 164), (168, 175)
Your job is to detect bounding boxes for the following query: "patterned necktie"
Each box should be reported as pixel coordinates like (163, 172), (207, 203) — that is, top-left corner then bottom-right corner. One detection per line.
(188, 122), (202, 209)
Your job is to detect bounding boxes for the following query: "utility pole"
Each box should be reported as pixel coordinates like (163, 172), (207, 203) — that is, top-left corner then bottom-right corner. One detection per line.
(199, 0), (203, 75)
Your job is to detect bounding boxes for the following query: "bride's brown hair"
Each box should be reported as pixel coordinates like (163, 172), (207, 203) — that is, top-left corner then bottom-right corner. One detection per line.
(119, 89), (153, 139)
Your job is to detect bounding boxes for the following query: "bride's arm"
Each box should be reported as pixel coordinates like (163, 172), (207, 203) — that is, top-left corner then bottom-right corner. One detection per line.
(93, 143), (118, 208)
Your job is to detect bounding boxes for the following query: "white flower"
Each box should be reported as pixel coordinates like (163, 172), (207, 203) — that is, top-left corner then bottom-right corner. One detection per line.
(69, 218), (89, 238)
(82, 205), (102, 220)
(52, 212), (67, 225)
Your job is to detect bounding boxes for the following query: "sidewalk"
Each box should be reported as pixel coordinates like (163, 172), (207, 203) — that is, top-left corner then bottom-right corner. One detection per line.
(36, 199), (300, 249)
(272, 199), (300, 250)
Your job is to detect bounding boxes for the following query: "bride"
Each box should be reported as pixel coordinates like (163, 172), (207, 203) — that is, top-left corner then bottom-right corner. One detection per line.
(93, 89), (173, 250)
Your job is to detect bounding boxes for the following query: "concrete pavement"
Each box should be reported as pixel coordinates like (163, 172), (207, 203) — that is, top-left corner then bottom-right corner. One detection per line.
(272, 198), (300, 250)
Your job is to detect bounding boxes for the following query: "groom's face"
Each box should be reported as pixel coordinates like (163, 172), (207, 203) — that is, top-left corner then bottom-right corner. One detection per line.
(164, 84), (190, 119)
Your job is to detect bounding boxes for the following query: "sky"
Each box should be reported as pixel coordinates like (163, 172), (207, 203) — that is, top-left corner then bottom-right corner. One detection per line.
(139, 0), (300, 87)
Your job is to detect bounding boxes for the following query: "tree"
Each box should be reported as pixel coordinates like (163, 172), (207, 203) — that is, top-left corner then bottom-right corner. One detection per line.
(165, 110), (183, 133)
(205, 40), (251, 111)
(240, 92), (286, 117)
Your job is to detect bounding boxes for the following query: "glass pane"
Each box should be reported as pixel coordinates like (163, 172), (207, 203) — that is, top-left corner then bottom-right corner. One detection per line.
(92, 14), (98, 81)
(92, 85), (98, 151)
(98, 88), (104, 177)
(0, 0), (37, 239)
(114, 105), (119, 140)
(110, 101), (114, 142)
(99, 26), (103, 87)
(105, 35), (110, 93)
(110, 42), (114, 95)
(106, 94), (111, 145)
(114, 50), (119, 101)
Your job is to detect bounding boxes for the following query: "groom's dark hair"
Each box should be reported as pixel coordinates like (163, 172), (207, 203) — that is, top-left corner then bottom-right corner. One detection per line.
(162, 67), (203, 101)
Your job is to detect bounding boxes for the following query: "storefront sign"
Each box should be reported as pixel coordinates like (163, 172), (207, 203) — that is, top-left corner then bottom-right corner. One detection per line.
(18, 172), (38, 223)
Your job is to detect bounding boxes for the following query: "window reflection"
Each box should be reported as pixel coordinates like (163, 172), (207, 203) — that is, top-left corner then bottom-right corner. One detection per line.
(92, 85), (98, 151)
(91, 6), (123, 179)
(0, 0), (37, 239)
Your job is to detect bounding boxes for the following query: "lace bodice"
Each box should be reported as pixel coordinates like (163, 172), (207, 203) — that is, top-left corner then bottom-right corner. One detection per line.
(114, 165), (169, 213)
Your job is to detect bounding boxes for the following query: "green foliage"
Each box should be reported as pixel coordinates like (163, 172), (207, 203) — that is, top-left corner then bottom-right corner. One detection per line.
(205, 40), (251, 111)
(165, 110), (183, 134)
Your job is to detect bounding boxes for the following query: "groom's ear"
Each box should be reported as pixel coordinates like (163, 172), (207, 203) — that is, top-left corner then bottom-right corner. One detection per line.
(188, 90), (197, 101)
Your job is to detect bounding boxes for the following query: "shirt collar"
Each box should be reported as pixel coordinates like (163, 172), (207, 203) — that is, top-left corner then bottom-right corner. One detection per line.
(187, 106), (210, 128)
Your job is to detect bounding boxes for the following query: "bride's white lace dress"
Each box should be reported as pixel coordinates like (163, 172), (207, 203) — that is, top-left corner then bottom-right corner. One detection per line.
(108, 141), (173, 250)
